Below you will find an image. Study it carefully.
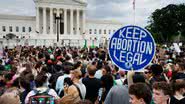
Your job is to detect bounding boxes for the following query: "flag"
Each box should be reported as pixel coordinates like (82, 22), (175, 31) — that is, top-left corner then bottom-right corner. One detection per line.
(133, 0), (135, 10)
(83, 39), (87, 48)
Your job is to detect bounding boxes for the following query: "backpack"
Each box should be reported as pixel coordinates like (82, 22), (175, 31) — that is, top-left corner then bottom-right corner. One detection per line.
(29, 89), (55, 104)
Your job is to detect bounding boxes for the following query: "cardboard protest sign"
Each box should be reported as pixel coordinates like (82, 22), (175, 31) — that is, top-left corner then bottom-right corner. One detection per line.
(108, 25), (156, 71)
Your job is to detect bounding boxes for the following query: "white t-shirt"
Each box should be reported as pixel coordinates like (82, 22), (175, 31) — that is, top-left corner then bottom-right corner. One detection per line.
(74, 82), (86, 99)
(95, 70), (102, 79)
(115, 78), (126, 86)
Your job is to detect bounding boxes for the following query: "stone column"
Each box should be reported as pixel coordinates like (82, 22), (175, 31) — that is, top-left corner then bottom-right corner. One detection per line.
(50, 8), (53, 34)
(76, 9), (79, 35)
(36, 7), (40, 33)
(70, 9), (74, 35)
(82, 9), (86, 35)
(43, 7), (47, 34)
(57, 8), (60, 35)
(64, 8), (67, 35)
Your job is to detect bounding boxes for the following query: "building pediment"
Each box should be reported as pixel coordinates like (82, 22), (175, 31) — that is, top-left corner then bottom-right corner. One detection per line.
(34, 0), (87, 6)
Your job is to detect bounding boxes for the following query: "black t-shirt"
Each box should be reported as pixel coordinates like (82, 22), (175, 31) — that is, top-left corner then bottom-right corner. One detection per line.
(170, 96), (185, 104)
(20, 90), (30, 104)
(82, 77), (101, 103)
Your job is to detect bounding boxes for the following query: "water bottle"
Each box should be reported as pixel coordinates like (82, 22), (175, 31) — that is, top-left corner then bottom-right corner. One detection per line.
(31, 98), (37, 104)
(50, 97), (55, 104)
(39, 98), (45, 104)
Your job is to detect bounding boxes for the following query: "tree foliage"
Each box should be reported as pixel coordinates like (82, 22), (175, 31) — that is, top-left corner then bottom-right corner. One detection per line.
(146, 4), (185, 44)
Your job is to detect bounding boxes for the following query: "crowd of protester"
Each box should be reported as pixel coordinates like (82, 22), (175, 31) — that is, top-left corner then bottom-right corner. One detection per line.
(0, 45), (184, 104)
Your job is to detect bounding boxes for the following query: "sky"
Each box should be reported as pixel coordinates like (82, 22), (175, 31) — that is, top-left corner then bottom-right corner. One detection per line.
(0, 0), (184, 27)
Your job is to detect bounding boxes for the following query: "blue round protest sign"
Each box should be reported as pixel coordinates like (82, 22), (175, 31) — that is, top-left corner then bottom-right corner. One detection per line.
(108, 25), (156, 71)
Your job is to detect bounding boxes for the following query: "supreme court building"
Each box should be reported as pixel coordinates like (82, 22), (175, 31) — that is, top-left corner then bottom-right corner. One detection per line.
(0, 0), (123, 48)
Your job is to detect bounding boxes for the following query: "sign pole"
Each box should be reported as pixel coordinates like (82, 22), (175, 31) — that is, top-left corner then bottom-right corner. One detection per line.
(133, 0), (136, 26)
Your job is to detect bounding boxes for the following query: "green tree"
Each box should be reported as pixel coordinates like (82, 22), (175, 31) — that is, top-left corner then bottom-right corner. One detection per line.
(146, 4), (185, 44)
